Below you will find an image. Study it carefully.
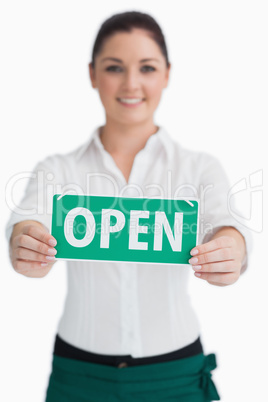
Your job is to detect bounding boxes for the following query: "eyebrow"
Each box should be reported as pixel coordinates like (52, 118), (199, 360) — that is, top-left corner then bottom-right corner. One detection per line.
(100, 57), (160, 64)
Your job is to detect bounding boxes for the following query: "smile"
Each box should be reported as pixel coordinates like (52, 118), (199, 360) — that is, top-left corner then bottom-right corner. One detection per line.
(117, 98), (145, 107)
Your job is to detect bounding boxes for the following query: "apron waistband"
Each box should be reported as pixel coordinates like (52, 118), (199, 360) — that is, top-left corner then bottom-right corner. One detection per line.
(53, 333), (204, 367)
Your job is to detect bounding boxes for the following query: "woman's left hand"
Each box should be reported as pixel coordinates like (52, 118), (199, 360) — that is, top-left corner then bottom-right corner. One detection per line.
(189, 235), (244, 286)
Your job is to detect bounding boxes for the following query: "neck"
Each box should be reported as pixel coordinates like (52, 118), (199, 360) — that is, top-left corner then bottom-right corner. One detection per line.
(99, 119), (159, 156)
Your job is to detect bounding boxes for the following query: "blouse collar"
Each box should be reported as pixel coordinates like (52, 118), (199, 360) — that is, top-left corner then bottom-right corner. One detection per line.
(76, 125), (175, 161)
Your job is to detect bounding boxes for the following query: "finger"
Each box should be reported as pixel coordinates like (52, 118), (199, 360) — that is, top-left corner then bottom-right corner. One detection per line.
(191, 260), (237, 273)
(14, 247), (56, 263)
(22, 224), (57, 247)
(14, 234), (57, 256)
(194, 271), (240, 285)
(14, 259), (53, 275)
(190, 235), (235, 256)
(189, 247), (234, 265)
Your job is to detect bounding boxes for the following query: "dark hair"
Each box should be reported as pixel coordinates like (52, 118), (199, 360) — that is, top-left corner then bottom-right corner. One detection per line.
(91, 11), (170, 69)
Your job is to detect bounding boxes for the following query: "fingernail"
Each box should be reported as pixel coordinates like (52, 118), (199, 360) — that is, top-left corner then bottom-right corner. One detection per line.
(48, 248), (57, 255)
(190, 248), (199, 256)
(189, 257), (198, 264)
(192, 265), (202, 270)
(46, 256), (56, 261)
(41, 262), (48, 267)
(195, 272), (201, 277)
(49, 239), (57, 247)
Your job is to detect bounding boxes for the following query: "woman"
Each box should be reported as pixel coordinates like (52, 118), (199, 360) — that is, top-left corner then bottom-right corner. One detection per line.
(6, 10), (252, 402)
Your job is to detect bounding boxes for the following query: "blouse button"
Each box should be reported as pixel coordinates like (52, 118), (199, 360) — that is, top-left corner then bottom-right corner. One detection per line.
(117, 362), (128, 368)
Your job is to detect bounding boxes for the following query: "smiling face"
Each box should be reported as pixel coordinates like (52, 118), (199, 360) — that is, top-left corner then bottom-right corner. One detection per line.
(89, 28), (171, 127)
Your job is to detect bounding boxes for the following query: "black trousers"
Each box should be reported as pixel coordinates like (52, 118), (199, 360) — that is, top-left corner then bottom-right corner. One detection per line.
(53, 333), (204, 368)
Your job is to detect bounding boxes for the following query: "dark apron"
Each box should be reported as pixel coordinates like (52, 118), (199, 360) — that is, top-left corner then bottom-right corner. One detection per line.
(45, 336), (220, 401)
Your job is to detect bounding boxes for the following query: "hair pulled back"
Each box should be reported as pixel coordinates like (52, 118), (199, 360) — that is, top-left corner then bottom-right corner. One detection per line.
(91, 11), (170, 69)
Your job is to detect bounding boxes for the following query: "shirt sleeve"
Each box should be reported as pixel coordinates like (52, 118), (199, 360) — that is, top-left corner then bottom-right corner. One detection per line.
(197, 152), (253, 273)
(5, 155), (62, 245)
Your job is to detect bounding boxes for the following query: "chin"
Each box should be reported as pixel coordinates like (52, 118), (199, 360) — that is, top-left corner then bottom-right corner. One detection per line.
(117, 117), (148, 126)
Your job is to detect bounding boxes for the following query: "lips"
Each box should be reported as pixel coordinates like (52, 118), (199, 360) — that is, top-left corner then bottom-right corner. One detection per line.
(117, 97), (145, 99)
(117, 98), (145, 101)
(116, 98), (145, 107)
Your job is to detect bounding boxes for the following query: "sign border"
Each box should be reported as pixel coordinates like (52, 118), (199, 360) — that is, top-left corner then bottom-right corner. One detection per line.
(50, 193), (200, 266)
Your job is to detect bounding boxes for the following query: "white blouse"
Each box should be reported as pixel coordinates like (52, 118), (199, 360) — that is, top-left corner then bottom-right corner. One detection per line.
(5, 125), (252, 357)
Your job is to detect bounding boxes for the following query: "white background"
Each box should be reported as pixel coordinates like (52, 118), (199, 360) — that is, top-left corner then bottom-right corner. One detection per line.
(0, 1), (267, 401)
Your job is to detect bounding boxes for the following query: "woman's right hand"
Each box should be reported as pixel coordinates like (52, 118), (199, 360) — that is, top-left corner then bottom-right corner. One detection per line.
(9, 220), (58, 278)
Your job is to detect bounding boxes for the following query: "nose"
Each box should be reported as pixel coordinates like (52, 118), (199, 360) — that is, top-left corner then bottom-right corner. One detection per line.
(122, 68), (140, 90)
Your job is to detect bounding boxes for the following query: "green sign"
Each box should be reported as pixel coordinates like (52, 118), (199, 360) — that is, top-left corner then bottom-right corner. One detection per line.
(51, 194), (199, 265)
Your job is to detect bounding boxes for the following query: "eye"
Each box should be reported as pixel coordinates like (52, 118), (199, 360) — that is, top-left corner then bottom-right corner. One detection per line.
(106, 65), (122, 72)
(141, 65), (156, 72)
(105, 65), (156, 73)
